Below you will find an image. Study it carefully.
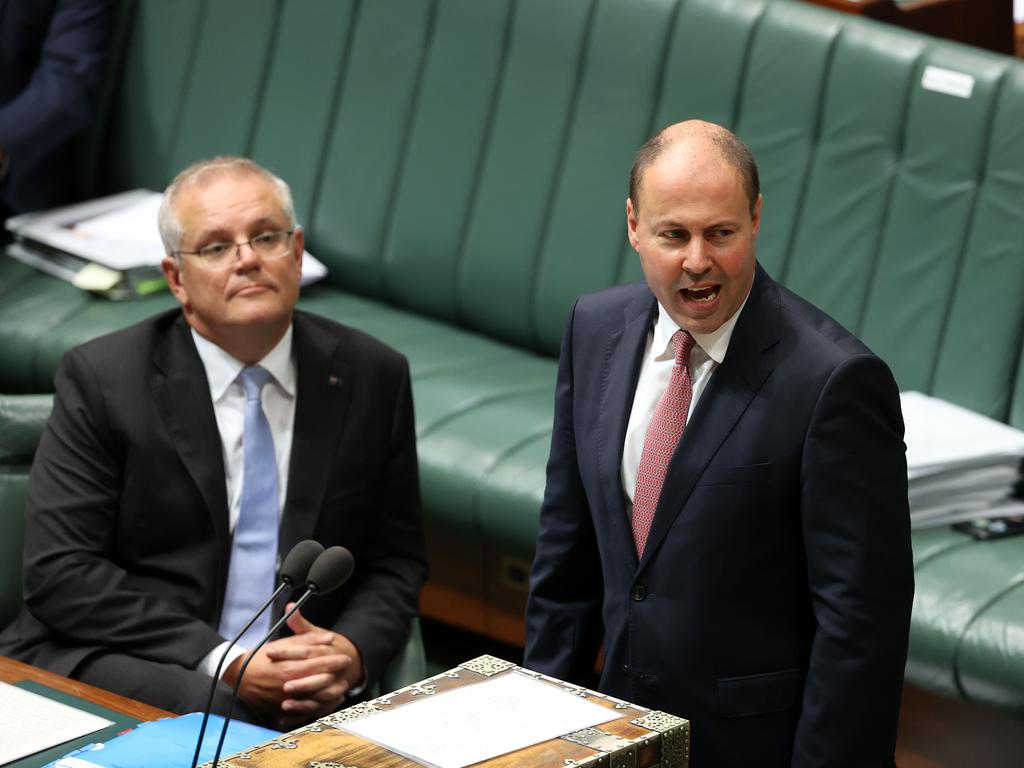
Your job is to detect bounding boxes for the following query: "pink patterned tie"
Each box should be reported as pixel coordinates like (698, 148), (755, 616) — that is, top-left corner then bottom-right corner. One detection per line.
(632, 329), (696, 556)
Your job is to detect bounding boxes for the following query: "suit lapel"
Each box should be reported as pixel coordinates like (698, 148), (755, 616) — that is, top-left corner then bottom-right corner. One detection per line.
(278, 313), (354, 555)
(149, 315), (231, 560)
(597, 292), (658, 567)
(637, 266), (781, 572)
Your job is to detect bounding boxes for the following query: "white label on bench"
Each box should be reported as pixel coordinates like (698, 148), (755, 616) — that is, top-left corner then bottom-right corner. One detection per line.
(921, 65), (975, 99)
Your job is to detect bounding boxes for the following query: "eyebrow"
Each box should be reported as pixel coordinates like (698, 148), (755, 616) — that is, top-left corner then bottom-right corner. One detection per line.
(194, 216), (285, 243)
(651, 218), (742, 231)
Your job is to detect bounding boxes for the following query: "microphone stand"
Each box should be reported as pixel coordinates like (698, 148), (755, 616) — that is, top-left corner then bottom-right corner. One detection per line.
(188, 580), (291, 768)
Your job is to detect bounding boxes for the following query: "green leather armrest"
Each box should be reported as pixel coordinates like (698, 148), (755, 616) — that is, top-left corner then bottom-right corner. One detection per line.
(376, 617), (426, 695)
(0, 394), (53, 629)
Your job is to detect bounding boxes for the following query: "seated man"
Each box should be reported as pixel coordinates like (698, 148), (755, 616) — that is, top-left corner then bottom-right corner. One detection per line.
(0, 157), (427, 729)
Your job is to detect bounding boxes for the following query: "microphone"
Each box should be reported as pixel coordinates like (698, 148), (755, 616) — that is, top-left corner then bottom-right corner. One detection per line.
(211, 546), (355, 768)
(190, 539), (324, 768)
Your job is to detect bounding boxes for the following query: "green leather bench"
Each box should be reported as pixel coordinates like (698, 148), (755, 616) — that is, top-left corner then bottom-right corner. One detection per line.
(2, 0), (1024, 715)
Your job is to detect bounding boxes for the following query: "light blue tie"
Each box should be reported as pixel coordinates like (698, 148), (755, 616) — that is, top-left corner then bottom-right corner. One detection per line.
(219, 365), (280, 648)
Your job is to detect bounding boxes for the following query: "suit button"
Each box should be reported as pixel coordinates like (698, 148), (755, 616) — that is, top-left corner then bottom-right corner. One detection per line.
(622, 664), (630, 676)
(632, 584), (647, 601)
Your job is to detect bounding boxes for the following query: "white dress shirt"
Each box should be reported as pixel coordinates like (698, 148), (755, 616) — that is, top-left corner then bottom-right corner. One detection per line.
(192, 326), (297, 677)
(621, 294), (749, 509)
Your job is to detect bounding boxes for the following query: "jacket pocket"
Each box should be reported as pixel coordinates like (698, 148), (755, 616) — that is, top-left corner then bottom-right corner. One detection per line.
(696, 462), (772, 487)
(717, 667), (804, 718)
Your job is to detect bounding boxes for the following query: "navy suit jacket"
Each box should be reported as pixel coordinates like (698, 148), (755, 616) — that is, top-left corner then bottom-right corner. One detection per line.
(0, 310), (426, 693)
(0, 0), (112, 216)
(525, 265), (914, 767)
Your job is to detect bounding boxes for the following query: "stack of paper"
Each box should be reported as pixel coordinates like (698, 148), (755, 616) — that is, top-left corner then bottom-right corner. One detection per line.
(901, 391), (1024, 528)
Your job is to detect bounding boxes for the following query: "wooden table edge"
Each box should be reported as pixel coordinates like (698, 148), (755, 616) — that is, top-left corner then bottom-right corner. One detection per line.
(0, 655), (175, 721)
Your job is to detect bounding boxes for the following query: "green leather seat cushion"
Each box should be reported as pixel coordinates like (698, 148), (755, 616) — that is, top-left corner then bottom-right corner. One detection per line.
(908, 527), (1024, 713)
(298, 286), (551, 558)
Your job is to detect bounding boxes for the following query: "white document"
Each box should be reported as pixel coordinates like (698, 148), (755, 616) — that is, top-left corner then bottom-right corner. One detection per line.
(10, 189), (328, 284)
(901, 391), (1024, 479)
(0, 681), (113, 765)
(909, 464), (1019, 505)
(341, 671), (619, 768)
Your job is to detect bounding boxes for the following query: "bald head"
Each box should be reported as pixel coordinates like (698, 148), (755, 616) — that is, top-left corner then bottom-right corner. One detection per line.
(628, 120), (760, 216)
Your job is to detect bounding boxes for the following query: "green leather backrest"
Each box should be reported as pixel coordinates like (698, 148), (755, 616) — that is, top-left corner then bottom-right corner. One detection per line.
(93, 0), (1024, 422)
(455, 0), (592, 347)
(945, 63), (1024, 425)
(249, 0), (359, 224)
(309, 0), (432, 299)
(0, 395), (52, 629)
(527, 0), (678, 353)
(104, 0), (206, 190)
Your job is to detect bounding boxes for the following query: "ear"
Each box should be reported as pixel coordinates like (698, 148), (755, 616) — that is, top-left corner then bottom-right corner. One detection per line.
(751, 193), (763, 238)
(161, 256), (190, 311)
(292, 226), (305, 273)
(626, 197), (640, 252)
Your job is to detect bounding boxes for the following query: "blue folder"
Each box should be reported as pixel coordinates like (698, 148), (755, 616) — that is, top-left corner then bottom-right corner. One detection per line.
(46, 712), (281, 768)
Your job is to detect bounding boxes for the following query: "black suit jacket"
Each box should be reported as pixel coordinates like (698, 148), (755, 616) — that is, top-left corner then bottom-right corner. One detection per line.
(525, 266), (914, 767)
(0, 309), (426, 691)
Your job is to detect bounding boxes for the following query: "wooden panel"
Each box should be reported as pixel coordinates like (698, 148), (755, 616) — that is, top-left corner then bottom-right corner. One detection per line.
(420, 528), (528, 647)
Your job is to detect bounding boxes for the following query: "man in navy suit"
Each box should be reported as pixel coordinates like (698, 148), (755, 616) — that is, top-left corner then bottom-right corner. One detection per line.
(0, 0), (112, 222)
(525, 121), (913, 766)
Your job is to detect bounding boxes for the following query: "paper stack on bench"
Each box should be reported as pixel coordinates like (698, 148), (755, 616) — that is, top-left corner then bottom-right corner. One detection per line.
(902, 391), (1024, 528)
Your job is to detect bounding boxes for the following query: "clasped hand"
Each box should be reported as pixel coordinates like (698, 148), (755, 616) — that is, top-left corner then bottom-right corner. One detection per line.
(224, 603), (364, 729)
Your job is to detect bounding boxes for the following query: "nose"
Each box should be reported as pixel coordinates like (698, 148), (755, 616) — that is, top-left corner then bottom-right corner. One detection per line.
(680, 238), (711, 277)
(234, 240), (261, 269)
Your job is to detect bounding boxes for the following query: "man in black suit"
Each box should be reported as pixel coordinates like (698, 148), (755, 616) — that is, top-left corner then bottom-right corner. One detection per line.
(524, 121), (914, 766)
(0, 157), (426, 729)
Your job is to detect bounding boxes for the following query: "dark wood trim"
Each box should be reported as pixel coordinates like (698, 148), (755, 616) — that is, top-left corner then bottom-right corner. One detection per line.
(0, 655), (173, 721)
(802, 0), (1015, 55)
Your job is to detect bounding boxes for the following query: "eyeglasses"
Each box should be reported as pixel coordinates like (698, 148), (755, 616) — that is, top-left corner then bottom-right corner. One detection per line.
(175, 230), (295, 270)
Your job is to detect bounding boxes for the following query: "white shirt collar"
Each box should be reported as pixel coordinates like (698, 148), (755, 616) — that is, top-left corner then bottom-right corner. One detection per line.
(191, 325), (296, 402)
(651, 287), (752, 364)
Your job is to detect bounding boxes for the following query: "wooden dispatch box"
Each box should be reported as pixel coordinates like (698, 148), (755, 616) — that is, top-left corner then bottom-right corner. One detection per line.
(204, 655), (689, 768)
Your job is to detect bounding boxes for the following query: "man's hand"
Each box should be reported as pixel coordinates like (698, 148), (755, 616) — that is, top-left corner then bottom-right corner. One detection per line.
(223, 603), (364, 728)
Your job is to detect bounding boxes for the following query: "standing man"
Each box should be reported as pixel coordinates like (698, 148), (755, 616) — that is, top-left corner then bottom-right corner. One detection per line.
(525, 121), (913, 766)
(0, 157), (426, 729)
(1, 0), (113, 223)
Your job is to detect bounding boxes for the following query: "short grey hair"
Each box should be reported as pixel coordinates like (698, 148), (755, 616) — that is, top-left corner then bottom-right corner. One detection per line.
(157, 156), (297, 257)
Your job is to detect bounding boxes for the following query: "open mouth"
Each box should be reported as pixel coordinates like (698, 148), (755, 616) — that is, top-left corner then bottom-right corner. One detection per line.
(680, 285), (720, 303)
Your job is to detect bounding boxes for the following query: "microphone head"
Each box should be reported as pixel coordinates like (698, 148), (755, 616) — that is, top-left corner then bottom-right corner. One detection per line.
(307, 546), (355, 595)
(280, 540), (324, 586)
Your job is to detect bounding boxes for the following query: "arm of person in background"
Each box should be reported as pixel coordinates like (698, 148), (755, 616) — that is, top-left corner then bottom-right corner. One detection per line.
(793, 353), (914, 767)
(0, 0), (112, 181)
(524, 299), (605, 686)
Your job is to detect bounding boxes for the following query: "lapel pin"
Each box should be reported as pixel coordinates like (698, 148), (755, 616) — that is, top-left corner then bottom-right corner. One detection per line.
(328, 375), (340, 387)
